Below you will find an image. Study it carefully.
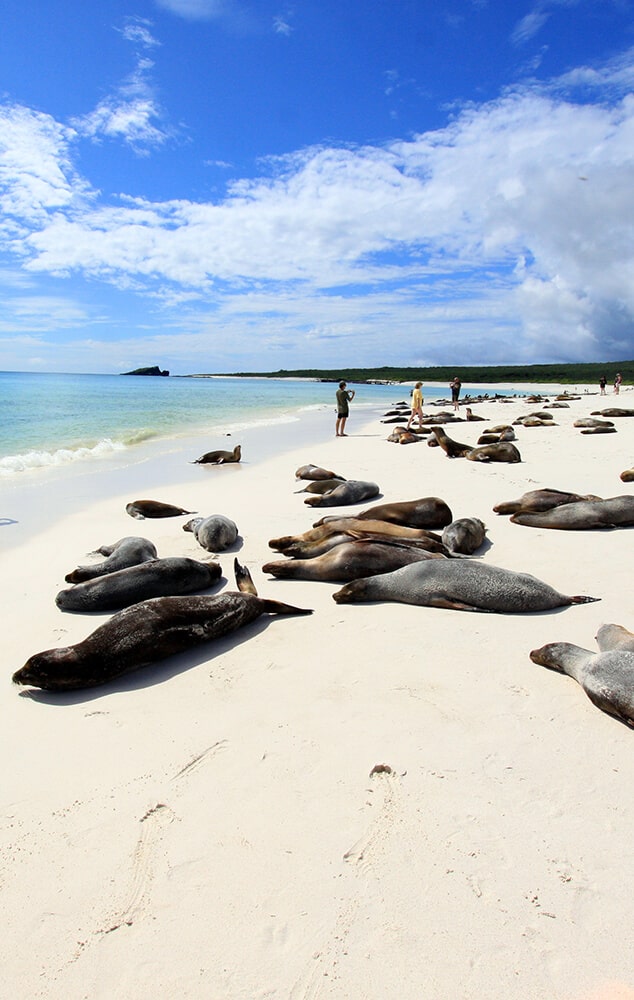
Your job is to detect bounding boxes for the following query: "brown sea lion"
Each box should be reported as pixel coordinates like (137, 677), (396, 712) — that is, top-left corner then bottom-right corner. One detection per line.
(56, 557), (222, 613)
(318, 497), (453, 530)
(620, 468), (634, 483)
(466, 441), (521, 463)
(262, 538), (445, 583)
(510, 495), (634, 529)
(580, 426), (617, 434)
(573, 418), (614, 428)
(295, 464), (345, 481)
(430, 426), (473, 457)
(65, 537), (158, 583)
(295, 479), (349, 494)
(333, 560), (597, 613)
(387, 428), (421, 444)
(13, 561), (311, 692)
(193, 444), (241, 465)
(590, 408), (634, 417)
(269, 518), (447, 557)
(530, 630), (634, 727)
(465, 408), (486, 421)
(126, 500), (195, 519)
(493, 488), (602, 516)
(441, 517), (487, 554)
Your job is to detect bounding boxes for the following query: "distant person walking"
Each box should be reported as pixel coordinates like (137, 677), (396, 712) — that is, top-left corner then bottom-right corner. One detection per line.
(599, 375), (607, 395)
(450, 376), (462, 412)
(407, 381), (424, 430)
(336, 381), (355, 436)
(614, 372), (623, 395)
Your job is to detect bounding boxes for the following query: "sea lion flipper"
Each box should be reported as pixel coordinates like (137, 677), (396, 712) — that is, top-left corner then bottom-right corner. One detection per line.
(428, 595), (490, 612)
(234, 559), (258, 595)
(257, 599), (313, 616)
(570, 595), (600, 604)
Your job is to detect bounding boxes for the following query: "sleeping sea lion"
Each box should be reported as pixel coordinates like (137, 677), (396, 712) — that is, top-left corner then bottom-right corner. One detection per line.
(466, 441), (521, 463)
(183, 515), (239, 552)
(352, 497), (452, 529)
(590, 409), (634, 417)
(304, 480), (380, 507)
(65, 537), (158, 583)
(193, 445), (242, 465)
(333, 560), (597, 612)
(262, 538), (444, 583)
(441, 517), (487, 554)
(510, 496), (634, 529)
(493, 488), (602, 516)
(269, 518), (446, 558)
(530, 629), (634, 727)
(56, 557), (222, 612)
(573, 418), (615, 428)
(295, 464), (345, 481)
(294, 479), (348, 494)
(14, 561), (311, 692)
(126, 500), (195, 519)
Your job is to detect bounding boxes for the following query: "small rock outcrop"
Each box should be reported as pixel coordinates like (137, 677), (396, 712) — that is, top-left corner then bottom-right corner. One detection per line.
(121, 366), (169, 377)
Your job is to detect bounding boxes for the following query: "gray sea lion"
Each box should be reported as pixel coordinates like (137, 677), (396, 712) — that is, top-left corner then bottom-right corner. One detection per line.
(332, 560), (597, 613)
(493, 488), (602, 516)
(620, 468), (634, 483)
(573, 418), (615, 428)
(126, 500), (195, 520)
(262, 539), (444, 583)
(596, 623), (634, 652)
(530, 630), (634, 727)
(466, 441), (522, 463)
(13, 561), (312, 692)
(295, 464), (345, 481)
(65, 537), (158, 583)
(430, 426), (473, 458)
(580, 426), (617, 434)
(318, 497), (453, 530)
(304, 480), (380, 507)
(183, 514), (239, 552)
(590, 408), (634, 417)
(510, 495), (634, 529)
(193, 444), (242, 465)
(441, 517), (487, 554)
(56, 557), (222, 613)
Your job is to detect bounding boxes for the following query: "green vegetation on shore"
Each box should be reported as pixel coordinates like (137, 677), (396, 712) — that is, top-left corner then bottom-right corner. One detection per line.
(209, 362), (634, 385)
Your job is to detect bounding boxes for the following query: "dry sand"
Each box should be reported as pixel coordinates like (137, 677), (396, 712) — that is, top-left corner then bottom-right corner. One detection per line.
(1, 387), (634, 999)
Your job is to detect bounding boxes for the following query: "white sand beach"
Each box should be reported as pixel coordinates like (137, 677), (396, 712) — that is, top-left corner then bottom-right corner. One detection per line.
(2, 386), (634, 1000)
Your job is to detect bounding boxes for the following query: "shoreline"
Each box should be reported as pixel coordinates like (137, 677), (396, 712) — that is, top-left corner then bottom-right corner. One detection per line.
(2, 386), (634, 998)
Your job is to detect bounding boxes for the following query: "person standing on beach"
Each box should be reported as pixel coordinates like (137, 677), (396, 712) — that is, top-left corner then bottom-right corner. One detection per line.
(599, 375), (607, 395)
(614, 372), (623, 394)
(407, 382), (424, 430)
(450, 376), (462, 412)
(336, 381), (355, 436)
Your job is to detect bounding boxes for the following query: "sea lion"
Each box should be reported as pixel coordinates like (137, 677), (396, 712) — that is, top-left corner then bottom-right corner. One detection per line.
(441, 517), (487, 554)
(510, 495), (634, 529)
(318, 497), (453, 530)
(430, 426), (473, 458)
(466, 441), (521, 463)
(13, 561), (312, 692)
(304, 480), (380, 507)
(269, 518), (447, 558)
(573, 418), (614, 428)
(65, 537), (158, 583)
(513, 416), (555, 427)
(387, 428), (421, 444)
(530, 629), (634, 727)
(596, 622), (634, 652)
(590, 408), (634, 417)
(193, 445), (242, 465)
(295, 464), (345, 481)
(465, 408), (486, 421)
(56, 557), (222, 613)
(332, 560), (598, 613)
(493, 488), (602, 516)
(262, 538), (444, 583)
(126, 500), (195, 520)
(580, 426), (617, 434)
(183, 514), (239, 552)
(620, 468), (634, 483)
(294, 479), (348, 494)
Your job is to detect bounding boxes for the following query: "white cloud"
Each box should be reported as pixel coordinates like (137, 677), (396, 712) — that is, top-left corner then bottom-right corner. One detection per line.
(511, 10), (550, 45)
(154, 0), (232, 21)
(2, 48), (634, 365)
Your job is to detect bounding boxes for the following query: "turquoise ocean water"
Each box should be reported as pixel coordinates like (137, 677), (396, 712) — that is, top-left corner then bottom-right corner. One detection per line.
(0, 371), (467, 478)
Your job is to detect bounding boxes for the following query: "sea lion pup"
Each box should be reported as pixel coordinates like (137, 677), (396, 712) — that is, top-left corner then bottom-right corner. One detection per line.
(65, 537), (158, 583)
(56, 557), (222, 613)
(262, 538), (445, 583)
(620, 468), (634, 483)
(590, 408), (634, 417)
(430, 426), (473, 458)
(126, 500), (195, 520)
(332, 560), (598, 613)
(493, 488), (603, 516)
(295, 464), (345, 481)
(193, 444), (242, 465)
(441, 517), (487, 555)
(465, 408), (486, 421)
(319, 497), (453, 530)
(573, 418), (615, 428)
(466, 442), (521, 463)
(13, 561), (312, 692)
(513, 415), (555, 427)
(510, 495), (634, 529)
(304, 480), (380, 507)
(269, 518), (447, 557)
(183, 514), (239, 552)
(530, 633), (634, 727)
(295, 479), (348, 495)
(387, 428), (420, 445)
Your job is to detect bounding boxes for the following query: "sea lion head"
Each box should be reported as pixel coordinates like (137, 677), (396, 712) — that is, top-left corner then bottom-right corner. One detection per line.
(13, 646), (80, 691)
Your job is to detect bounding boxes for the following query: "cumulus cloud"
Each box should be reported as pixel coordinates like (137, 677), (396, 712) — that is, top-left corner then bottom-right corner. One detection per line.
(2, 47), (634, 364)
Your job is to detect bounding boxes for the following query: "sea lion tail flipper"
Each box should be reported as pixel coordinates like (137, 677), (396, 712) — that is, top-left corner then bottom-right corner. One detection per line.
(570, 595), (600, 604)
(234, 559), (259, 596)
(258, 599), (313, 616)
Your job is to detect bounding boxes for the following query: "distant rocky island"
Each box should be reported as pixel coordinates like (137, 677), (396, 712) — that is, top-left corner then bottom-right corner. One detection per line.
(121, 366), (169, 377)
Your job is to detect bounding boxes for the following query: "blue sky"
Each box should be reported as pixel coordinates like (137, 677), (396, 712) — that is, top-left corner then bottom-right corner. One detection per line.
(1, 0), (633, 374)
